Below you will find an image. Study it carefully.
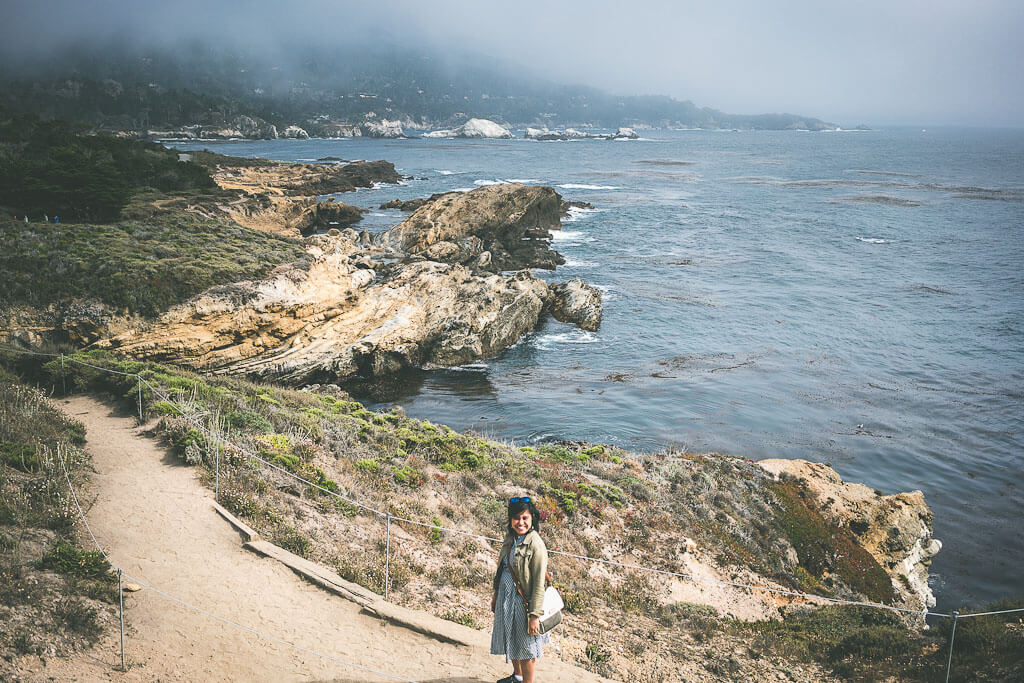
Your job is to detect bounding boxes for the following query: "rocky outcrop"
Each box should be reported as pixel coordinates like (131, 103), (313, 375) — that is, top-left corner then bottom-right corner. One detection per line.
(379, 192), (454, 212)
(547, 279), (602, 331)
(360, 119), (405, 138)
(758, 459), (941, 615)
(376, 183), (565, 271)
(94, 231), (551, 383)
(560, 199), (594, 217)
(233, 115), (278, 140)
(204, 159), (401, 235)
(294, 200), (367, 236)
(423, 118), (514, 139)
(525, 126), (639, 141)
(281, 125), (310, 139)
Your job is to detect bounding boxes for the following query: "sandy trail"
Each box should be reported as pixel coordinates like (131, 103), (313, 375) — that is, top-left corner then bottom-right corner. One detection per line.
(28, 396), (602, 682)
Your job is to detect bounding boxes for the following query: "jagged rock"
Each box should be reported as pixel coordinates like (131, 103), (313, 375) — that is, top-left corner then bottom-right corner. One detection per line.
(423, 118), (514, 139)
(612, 127), (639, 139)
(361, 119), (405, 138)
(758, 459), (941, 616)
(376, 183), (565, 271)
(281, 125), (310, 139)
(294, 200), (368, 236)
(548, 279), (602, 331)
(95, 237), (551, 384)
(379, 192), (453, 212)
(560, 199), (594, 218)
(233, 115), (278, 139)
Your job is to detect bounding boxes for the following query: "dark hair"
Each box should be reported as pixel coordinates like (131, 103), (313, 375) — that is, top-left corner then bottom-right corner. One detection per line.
(507, 498), (541, 534)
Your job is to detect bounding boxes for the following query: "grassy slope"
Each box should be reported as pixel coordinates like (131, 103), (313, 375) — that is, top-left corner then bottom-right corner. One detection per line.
(3, 351), (1018, 681)
(0, 214), (307, 317)
(0, 367), (118, 674)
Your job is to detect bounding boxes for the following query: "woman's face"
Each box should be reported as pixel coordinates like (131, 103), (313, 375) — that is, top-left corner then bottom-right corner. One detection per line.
(510, 509), (533, 536)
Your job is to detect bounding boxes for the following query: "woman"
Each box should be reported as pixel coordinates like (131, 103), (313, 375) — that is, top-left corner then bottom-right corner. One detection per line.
(490, 496), (550, 683)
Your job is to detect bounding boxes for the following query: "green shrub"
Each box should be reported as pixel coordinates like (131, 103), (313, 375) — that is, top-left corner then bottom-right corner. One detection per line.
(226, 411), (273, 434)
(0, 441), (42, 472)
(54, 597), (103, 640)
(38, 541), (113, 581)
(355, 458), (382, 475)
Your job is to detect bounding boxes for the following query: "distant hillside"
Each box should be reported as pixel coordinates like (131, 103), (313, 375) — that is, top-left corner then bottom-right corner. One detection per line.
(0, 41), (836, 133)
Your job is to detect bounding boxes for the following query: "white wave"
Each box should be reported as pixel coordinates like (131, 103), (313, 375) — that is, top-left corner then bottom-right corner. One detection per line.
(449, 362), (489, 371)
(368, 213), (391, 217)
(563, 206), (605, 223)
(856, 237), (890, 244)
(474, 179), (509, 186)
(507, 178), (541, 184)
(558, 183), (620, 190)
(435, 170), (458, 175)
(593, 284), (618, 301)
(552, 230), (585, 241)
(562, 258), (599, 268)
(533, 329), (600, 350)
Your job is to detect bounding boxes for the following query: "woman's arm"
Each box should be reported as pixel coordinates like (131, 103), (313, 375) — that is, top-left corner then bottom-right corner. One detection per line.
(526, 535), (547, 619)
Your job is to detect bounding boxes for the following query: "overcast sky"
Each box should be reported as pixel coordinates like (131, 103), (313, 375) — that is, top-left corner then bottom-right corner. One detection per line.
(3, 0), (1022, 126)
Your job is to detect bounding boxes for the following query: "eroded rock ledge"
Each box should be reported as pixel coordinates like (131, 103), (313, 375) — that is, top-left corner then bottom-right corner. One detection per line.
(759, 459), (941, 615)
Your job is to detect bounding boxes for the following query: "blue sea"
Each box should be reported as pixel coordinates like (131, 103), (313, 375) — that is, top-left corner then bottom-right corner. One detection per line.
(175, 128), (1024, 609)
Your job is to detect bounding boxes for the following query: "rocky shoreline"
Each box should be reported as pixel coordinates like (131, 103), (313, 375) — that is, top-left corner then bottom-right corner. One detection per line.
(0, 146), (970, 681)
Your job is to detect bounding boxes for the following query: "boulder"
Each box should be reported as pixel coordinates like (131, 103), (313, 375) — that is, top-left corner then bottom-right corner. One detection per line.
(377, 183), (565, 271)
(612, 127), (639, 139)
(547, 279), (602, 331)
(281, 125), (310, 139)
(423, 118), (514, 139)
(758, 459), (941, 615)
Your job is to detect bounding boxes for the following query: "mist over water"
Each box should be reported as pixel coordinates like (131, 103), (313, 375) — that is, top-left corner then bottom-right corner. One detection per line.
(175, 127), (1024, 608)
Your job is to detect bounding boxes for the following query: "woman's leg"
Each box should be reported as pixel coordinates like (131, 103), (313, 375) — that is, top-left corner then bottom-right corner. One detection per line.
(512, 659), (523, 677)
(519, 658), (536, 683)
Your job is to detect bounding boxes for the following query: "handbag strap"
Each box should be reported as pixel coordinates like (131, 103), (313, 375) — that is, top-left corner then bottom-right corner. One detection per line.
(505, 539), (553, 613)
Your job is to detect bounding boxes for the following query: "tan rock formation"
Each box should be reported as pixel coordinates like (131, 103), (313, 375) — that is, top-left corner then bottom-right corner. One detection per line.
(206, 159), (399, 235)
(758, 459), (941, 615)
(95, 232), (550, 383)
(548, 278), (603, 331)
(377, 183), (565, 271)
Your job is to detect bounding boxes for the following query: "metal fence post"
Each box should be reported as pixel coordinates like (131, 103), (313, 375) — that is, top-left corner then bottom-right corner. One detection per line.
(60, 353), (66, 395)
(118, 568), (126, 671)
(136, 376), (143, 424)
(214, 431), (220, 501)
(384, 513), (391, 601)
(945, 610), (959, 683)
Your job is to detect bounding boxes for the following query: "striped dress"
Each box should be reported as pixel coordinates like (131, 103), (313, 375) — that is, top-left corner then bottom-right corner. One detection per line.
(490, 534), (550, 662)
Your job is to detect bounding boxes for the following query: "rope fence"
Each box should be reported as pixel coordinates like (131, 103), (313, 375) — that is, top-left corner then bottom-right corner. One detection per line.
(4, 344), (1023, 680)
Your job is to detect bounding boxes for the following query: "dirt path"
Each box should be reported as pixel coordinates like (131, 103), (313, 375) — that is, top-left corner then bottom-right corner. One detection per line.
(26, 396), (604, 682)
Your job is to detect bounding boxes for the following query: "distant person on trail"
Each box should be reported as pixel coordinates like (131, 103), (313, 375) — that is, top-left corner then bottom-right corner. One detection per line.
(54, 216), (60, 223)
(23, 215), (28, 222)
(490, 496), (550, 683)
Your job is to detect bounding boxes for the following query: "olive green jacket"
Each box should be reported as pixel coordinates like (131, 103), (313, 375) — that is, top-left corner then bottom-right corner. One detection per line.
(493, 529), (548, 618)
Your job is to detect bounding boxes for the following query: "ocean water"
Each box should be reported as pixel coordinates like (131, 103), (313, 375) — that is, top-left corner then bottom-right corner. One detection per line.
(175, 129), (1024, 609)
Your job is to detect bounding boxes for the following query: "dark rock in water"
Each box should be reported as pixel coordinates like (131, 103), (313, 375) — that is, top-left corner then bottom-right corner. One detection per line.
(335, 160), (402, 189)
(318, 156), (347, 162)
(547, 278), (602, 331)
(560, 199), (595, 218)
(295, 200), (367, 236)
(379, 192), (455, 212)
(377, 183), (565, 272)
